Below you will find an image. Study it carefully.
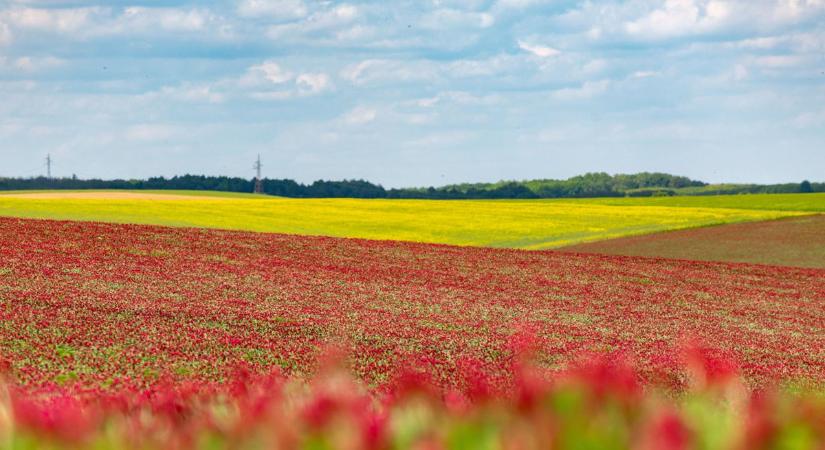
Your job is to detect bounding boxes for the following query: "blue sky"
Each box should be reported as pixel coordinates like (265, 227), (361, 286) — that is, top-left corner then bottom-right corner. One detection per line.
(1, 0), (824, 187)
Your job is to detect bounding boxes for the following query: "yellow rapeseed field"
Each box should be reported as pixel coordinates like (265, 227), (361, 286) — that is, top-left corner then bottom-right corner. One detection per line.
(0, 192), (808, 249)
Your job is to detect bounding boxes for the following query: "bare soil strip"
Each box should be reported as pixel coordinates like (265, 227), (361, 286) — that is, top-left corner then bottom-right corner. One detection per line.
(559, 214), (825, 269)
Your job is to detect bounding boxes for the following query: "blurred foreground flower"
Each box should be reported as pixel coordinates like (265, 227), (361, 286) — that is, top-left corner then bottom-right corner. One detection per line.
(0, 347), (822, 450)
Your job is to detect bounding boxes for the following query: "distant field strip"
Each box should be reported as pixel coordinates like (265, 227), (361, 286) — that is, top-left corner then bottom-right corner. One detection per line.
(0, 191), (811, 249)
(0, 189), (265, 199)
(576, 192), (825, 212)
(2, 192), (237, 201)
(561, 214), (825, 269)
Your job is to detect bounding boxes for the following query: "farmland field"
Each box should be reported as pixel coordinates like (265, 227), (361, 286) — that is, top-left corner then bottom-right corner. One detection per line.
(576, 192), (825, 212)
(0, 189), (265, 199)
(0, 190), (812, 249)
(1, 216), (822, 392)
(562, 215), (825, 269)
(1, 210), (824, 448)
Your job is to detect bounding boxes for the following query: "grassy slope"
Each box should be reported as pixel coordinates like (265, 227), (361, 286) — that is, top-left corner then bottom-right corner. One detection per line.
(561, 214), (825, 268)
(576, 192), (825, 212)
(0, 191), (812, 249)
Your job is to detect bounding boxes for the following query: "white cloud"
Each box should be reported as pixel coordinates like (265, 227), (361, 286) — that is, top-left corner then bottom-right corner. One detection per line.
(625, 0), (731, 39)
(631, 70), (660, 78)
(234, 63), (332, 100)
(773, 0), (825, 22)
(335, 25), (374, 41)
(420, 8), (494, 29)
(622, 0), (825, 40)
(267, 3), (358, 39)
(552, 80), (610, 100)
(748, 54), (821, 70)
(241, 61), (294, 86)
(341, 106), (377, 125)
(517, 40), (560, 57)
(158, 84), (225, 103)
(743, 32), (820, 49)
(296, 73), (332, 95)
(249, 91), (293, 101)
(413, 91), (502, 107)
(432, 0), (488, 9)
(731, 36), (784, 50)
(118, 7), (219, 33)
(124, 124), (179, 141)
(586, 26), (603, 40)
(793, 108), (825, 128)
(492, 0), (548, 11)
(448, 54), (518, 77)
(415, 96), (440, 108)
(751, 54), (807, 68)
(13, 56), (65, 71)
(582, 59), (608, 74)
(341, 59), (439, 85)
(535, 128), (567, 143)
(1, 6), (226, 37)
(339, 60), (371, 84)
(402, 113), (435, 125)
(732, 64), (748, 81)
(0, 21), (10, 45)
(237, 0), (307, 19)
(4, 7), (98, 32)
(322, 4), (358, 23)
(405, 131), (471, 147)
(12, 57), (33, 71)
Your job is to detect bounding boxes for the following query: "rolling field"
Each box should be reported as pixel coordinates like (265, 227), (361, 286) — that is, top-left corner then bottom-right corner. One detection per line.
(0, 190), (813, 249)
(1, 217), (822, 392)
(1, 193), (824, 449)
(576, 192), (825, 212)
(0, 218), (825, 450)
(1, 216), (824, 448)
(562, 215), (825, 269)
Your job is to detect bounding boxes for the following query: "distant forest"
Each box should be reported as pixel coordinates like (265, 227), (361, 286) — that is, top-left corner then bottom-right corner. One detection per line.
(0, 172), (822, 199)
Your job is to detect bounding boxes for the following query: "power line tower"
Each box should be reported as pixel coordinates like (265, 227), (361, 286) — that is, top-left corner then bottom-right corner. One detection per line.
(253, 154), (263, 194)
(45, 154), (52, 179)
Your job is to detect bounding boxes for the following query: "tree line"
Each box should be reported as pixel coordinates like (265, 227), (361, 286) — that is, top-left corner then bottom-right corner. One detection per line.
(0, 173), (821, 199)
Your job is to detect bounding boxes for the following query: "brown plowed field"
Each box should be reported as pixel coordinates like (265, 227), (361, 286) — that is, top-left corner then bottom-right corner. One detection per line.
(560, 214), (825, 269)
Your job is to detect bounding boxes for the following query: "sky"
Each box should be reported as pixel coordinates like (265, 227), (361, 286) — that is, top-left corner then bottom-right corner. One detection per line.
(1, 0), (824, 188)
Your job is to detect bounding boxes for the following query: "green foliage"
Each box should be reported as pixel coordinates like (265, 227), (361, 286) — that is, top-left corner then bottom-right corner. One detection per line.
(388, 172), (707, 199)
(2, 172), (821, 199)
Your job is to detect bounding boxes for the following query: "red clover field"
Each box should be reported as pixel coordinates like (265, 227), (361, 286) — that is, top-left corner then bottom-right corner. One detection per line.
(0, 216), (822, 449)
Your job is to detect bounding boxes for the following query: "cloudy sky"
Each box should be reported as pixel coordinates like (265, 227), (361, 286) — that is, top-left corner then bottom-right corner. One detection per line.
(1, 0), (824, 187)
